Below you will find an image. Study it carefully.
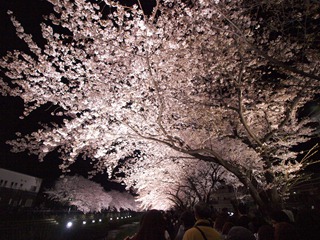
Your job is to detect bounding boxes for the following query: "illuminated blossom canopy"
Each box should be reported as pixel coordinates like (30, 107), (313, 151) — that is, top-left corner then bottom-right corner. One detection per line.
(108, 190), (137, 211)
(122, 157), (239, 210)
(45, 175), (137, 213)
(45, 175), (112, 213)
(1, 0), (319, 212)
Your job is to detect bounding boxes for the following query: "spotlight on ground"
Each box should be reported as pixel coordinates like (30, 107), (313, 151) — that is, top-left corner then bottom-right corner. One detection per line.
(66, 221), (73, 228)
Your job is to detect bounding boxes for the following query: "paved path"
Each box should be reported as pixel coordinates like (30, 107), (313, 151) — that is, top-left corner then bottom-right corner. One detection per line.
(103, 222), (139, 240)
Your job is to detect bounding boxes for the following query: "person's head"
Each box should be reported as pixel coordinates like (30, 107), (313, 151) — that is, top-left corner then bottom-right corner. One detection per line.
(282, 210), (294, 223)
(274, 222), (298, 240)
(135, 209), (167, 240)
(193, 201), (211, 220)
(180, 210), (195, 229)
(214, 215), (227, 233)
(270, 210), (290, 226)
(258, 224), (274, 240)
(226, 226), (256, 240)
(238, 203), (249, 215)
(222, 221), (235, 236)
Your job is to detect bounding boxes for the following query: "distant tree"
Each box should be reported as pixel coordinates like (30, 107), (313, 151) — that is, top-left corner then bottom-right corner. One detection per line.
(1, 0), (319, 214)
(167, 162), (227, 210)
(45, 175), (112, 213)
(122, 157), (240, 210)
(108, 190), (137, 211)
(46, 175), (137, 213)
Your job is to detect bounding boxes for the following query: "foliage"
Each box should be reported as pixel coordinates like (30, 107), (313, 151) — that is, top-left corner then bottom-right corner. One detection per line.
(45, 175), (136, 213)
(167, 162), (228, 209)
(1, 0), (319, 212)
(108, 190), (137, 211)
(123, 157), (237, 210)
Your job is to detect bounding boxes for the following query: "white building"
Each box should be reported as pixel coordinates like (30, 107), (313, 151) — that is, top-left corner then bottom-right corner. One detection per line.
(0, 168), (42, 208)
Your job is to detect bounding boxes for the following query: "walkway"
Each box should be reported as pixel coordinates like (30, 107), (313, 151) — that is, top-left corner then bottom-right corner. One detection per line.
(99, 222), (139, 240)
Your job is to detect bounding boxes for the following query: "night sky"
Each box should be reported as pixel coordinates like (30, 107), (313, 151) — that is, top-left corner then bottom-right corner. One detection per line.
(0, 0), (61, 187)
(0, 0), (319, 189)
(0, 0), (130, 191)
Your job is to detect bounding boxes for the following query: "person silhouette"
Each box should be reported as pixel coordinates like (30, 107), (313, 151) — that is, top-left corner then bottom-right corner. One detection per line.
(124, 209), (170, 240)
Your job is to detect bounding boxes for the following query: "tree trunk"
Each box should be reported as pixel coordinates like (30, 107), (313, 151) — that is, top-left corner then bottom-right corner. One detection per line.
(190, 152), (282, 218)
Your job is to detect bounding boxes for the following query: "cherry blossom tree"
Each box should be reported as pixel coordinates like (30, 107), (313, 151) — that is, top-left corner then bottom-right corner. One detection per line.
(167, 162), (227, 210)
(45, 175), (112, 213)
(121, 155), (243, 211)
(45, 175), (137, 213)
(172, 163), (226, 204)
(122, 157), (233, 210)
(1, 0), (319, 214)
(108, 190), (137, 211)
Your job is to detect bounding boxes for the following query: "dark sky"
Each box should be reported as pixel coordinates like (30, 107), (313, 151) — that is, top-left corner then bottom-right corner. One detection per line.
(0, 0), (61, 187)
(0, 0), (130, 191)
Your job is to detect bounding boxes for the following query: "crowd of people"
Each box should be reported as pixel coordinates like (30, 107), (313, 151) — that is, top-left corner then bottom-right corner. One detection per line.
(123, 202), (320, 240)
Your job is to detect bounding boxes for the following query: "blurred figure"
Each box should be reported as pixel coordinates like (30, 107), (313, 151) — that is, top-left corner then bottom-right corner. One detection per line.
(235, 203), (251, 230)
(124, 209), (170, 240)
(221, 222), (235, 238)
(257, 224), (274, 240)
(270, 210), (290, 226)
(174, 210), (195, 240)
(226, 226), (255, 240)
(281, 209), (294, 223)
(214, 215), (228, 233)
(183, 202), (221, 240)
(163, 210), (176, 240)
(274, 222), (298, 240)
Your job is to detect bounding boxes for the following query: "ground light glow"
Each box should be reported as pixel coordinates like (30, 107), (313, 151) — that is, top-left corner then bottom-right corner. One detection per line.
(66, 221), (73, 228)
(83, 221), (86, 225)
